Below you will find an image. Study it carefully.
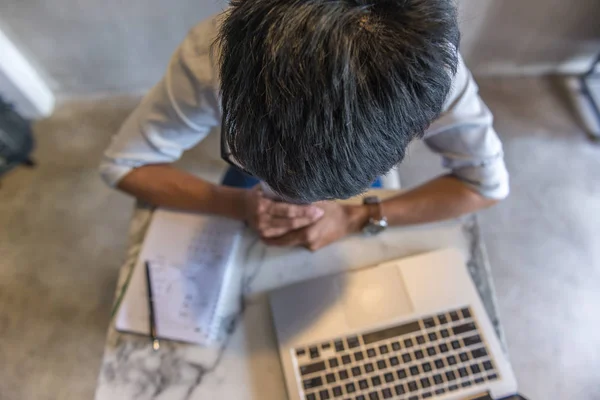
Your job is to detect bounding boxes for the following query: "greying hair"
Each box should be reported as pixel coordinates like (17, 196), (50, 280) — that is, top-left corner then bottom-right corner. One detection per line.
(217, 0), (460, 202)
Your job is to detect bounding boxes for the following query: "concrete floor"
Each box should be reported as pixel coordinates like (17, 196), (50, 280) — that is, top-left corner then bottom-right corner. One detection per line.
(1, 77), (599, 400)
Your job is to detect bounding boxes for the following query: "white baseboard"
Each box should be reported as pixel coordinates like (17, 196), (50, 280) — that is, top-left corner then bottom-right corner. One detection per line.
(0, 29), (55, 118)
(473, 55), (597, 77)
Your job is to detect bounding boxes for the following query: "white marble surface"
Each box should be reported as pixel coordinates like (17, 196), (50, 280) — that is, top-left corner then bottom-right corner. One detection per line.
(95, 197), (502, 400)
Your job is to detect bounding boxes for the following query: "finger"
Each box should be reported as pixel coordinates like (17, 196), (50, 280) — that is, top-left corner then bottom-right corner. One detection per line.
(268, 202), (324, 219)
(262, 228), (309, 247)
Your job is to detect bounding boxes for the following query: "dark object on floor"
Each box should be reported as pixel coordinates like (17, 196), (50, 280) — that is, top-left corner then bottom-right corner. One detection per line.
(580, 53), (600, 141)
(0, 96), (36, 178)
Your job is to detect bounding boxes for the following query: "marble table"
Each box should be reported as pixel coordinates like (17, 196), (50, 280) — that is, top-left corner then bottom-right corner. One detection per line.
(95, 192), (505, 400)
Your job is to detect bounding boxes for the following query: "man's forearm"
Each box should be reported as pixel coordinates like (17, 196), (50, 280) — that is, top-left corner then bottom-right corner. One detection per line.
(117, 164), (247, 220)
(381, 175), (499, 226)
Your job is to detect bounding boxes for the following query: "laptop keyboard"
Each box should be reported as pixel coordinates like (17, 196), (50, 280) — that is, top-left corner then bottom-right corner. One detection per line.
(294, 307), (499, 400)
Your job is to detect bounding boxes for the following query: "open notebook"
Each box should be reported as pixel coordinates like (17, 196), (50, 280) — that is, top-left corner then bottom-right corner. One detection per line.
(115, 209), (244, 346)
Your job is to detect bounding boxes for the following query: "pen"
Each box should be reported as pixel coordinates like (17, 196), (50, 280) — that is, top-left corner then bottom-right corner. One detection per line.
(144, 261), (160, 351)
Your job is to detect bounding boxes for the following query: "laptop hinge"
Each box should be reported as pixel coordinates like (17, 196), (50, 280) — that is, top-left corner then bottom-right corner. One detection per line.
(463, 392), (493, 400)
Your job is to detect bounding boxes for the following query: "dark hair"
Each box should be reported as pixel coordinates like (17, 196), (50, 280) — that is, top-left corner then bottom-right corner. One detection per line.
(217, 0), (460, 203)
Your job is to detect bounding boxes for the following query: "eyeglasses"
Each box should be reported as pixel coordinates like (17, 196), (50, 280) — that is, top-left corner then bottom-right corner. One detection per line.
(220, 114), (255, 177)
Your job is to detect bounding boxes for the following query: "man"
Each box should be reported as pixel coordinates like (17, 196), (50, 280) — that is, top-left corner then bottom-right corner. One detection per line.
(100, 0), (508, 251)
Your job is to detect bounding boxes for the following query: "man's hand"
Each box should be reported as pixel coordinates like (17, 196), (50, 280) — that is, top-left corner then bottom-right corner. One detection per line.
(243, 186), (325, 238)
(262, 201), (369, 251)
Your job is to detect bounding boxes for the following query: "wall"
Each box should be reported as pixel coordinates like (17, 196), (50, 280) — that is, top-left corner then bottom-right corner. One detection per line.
(1, 0), (599, 97)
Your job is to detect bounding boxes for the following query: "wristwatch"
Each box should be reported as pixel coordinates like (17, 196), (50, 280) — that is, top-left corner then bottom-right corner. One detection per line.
(362, 196), (388, 236)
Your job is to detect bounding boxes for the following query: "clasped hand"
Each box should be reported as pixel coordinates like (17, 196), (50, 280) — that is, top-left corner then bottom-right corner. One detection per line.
(243, 186), (367, 251)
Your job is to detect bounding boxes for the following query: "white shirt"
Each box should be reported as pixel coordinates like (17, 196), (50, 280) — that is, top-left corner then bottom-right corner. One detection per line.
(100, 14), (509, 200)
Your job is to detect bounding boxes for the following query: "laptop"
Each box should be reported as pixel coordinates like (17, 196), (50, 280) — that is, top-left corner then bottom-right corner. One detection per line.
(269, 248), (522, 400)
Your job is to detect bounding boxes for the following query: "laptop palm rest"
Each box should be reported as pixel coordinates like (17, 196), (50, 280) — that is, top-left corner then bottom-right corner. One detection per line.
(342, 263), (414, 329)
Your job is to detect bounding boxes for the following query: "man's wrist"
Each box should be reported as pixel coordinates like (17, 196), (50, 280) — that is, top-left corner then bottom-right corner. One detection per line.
(346, 205), (371, 234)
(211, 185), (249, 221)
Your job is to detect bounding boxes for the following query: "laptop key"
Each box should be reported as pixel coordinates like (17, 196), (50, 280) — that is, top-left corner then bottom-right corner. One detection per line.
(434, 359), (445, 369)
(359, 379), (369, 390)
(461, 381), (472, 388)
(471, 348), (488, 359)
(347, 336), (360, 349)
(475, 377), (485, 384)
(435, 388), (446, 395)
(414, 350), (424, 360)
(449, 311), (460, 322)
(329, 358), (339, 368)
(408, 397), (418, 400)
(407, 381), (418, 392)
(371, 376), (382, 386)
(352, 366), (362, 377)
(423, 318), (436, 328)
(322, 342), (331, 350)
(487, 373), (498, 381)
(449, 384), (459, 391)
(394, 384), (406, 395)
(483, 361), (494, 371)
(447, 355), (457, 366)
(354, 351), (365, 362)
(459, 352), (469, 362)
(310, 347), (320, 359)
(397, 368), (407, 379)
(416, 335), (426, 344)
(382, 388), (393, 399)
(357, 396), (366, 400)
(301, 361), (327, 376)
(332, 386), (343, 397)
(420, 377), (431, 388)
(426, 346), (436, 356)
(471, 364), (481, 374)
(377, 360), (387, 370)
(303, 376), (324, 390)
(422, 362), (432, 372)
(338, 370), (349, 380)
(461, 307), (472, 318)
(446, 371), (456, 381)
(438, 314), (448, 324)
(384, 372), (394, 383)
(335, 341), (345, 352)
(379, 345), (389, 355)
(440, 329), (450, 338)
(326, 373), (336, 384)
(306, 394), (316, 400)
(345, 383), (356, 393)
(404, 338), (413, 348)
(297, 348), (307, 356)
(367, 348), (377, 358)
(428, 332), (437, 341)
(402, 353), (412, 363)
(364, 363), (375, 373)
(319, 389), (330, 400)
(451, 340), (461, 350)
(464, 335), (482, 346)
(423, 392), (433, 398)
(433, 374), (443, 385)
(458, 367), (468, 377)
(409, 366), (419, 376)
(369, 392), (379, 400)
(389, 356), (400, 366)
(452, 322), (476, 335)
(342, 355), (352, 365)
(439, 343), (449, 353)
(391, 341), (401, 351)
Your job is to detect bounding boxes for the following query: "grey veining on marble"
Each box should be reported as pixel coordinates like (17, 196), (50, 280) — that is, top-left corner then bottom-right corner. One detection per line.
(95, 201), (504, 400)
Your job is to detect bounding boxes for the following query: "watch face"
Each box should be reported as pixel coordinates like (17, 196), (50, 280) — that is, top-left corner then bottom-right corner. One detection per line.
(363, 219), (388, 236)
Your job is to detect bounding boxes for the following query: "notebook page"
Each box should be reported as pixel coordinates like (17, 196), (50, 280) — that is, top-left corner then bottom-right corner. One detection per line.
(115, 209), (243, 345)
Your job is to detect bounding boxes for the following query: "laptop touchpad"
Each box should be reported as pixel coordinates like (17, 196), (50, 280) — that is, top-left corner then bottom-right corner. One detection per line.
(341, 264), (414, 329)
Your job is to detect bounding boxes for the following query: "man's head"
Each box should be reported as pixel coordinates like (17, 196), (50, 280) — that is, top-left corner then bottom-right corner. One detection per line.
(217, 0), (459, 203)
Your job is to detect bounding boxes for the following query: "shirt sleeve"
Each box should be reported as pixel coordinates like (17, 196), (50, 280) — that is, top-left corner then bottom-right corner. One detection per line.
(99, 19), (221, 187)
(424, 55), (509, 200)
